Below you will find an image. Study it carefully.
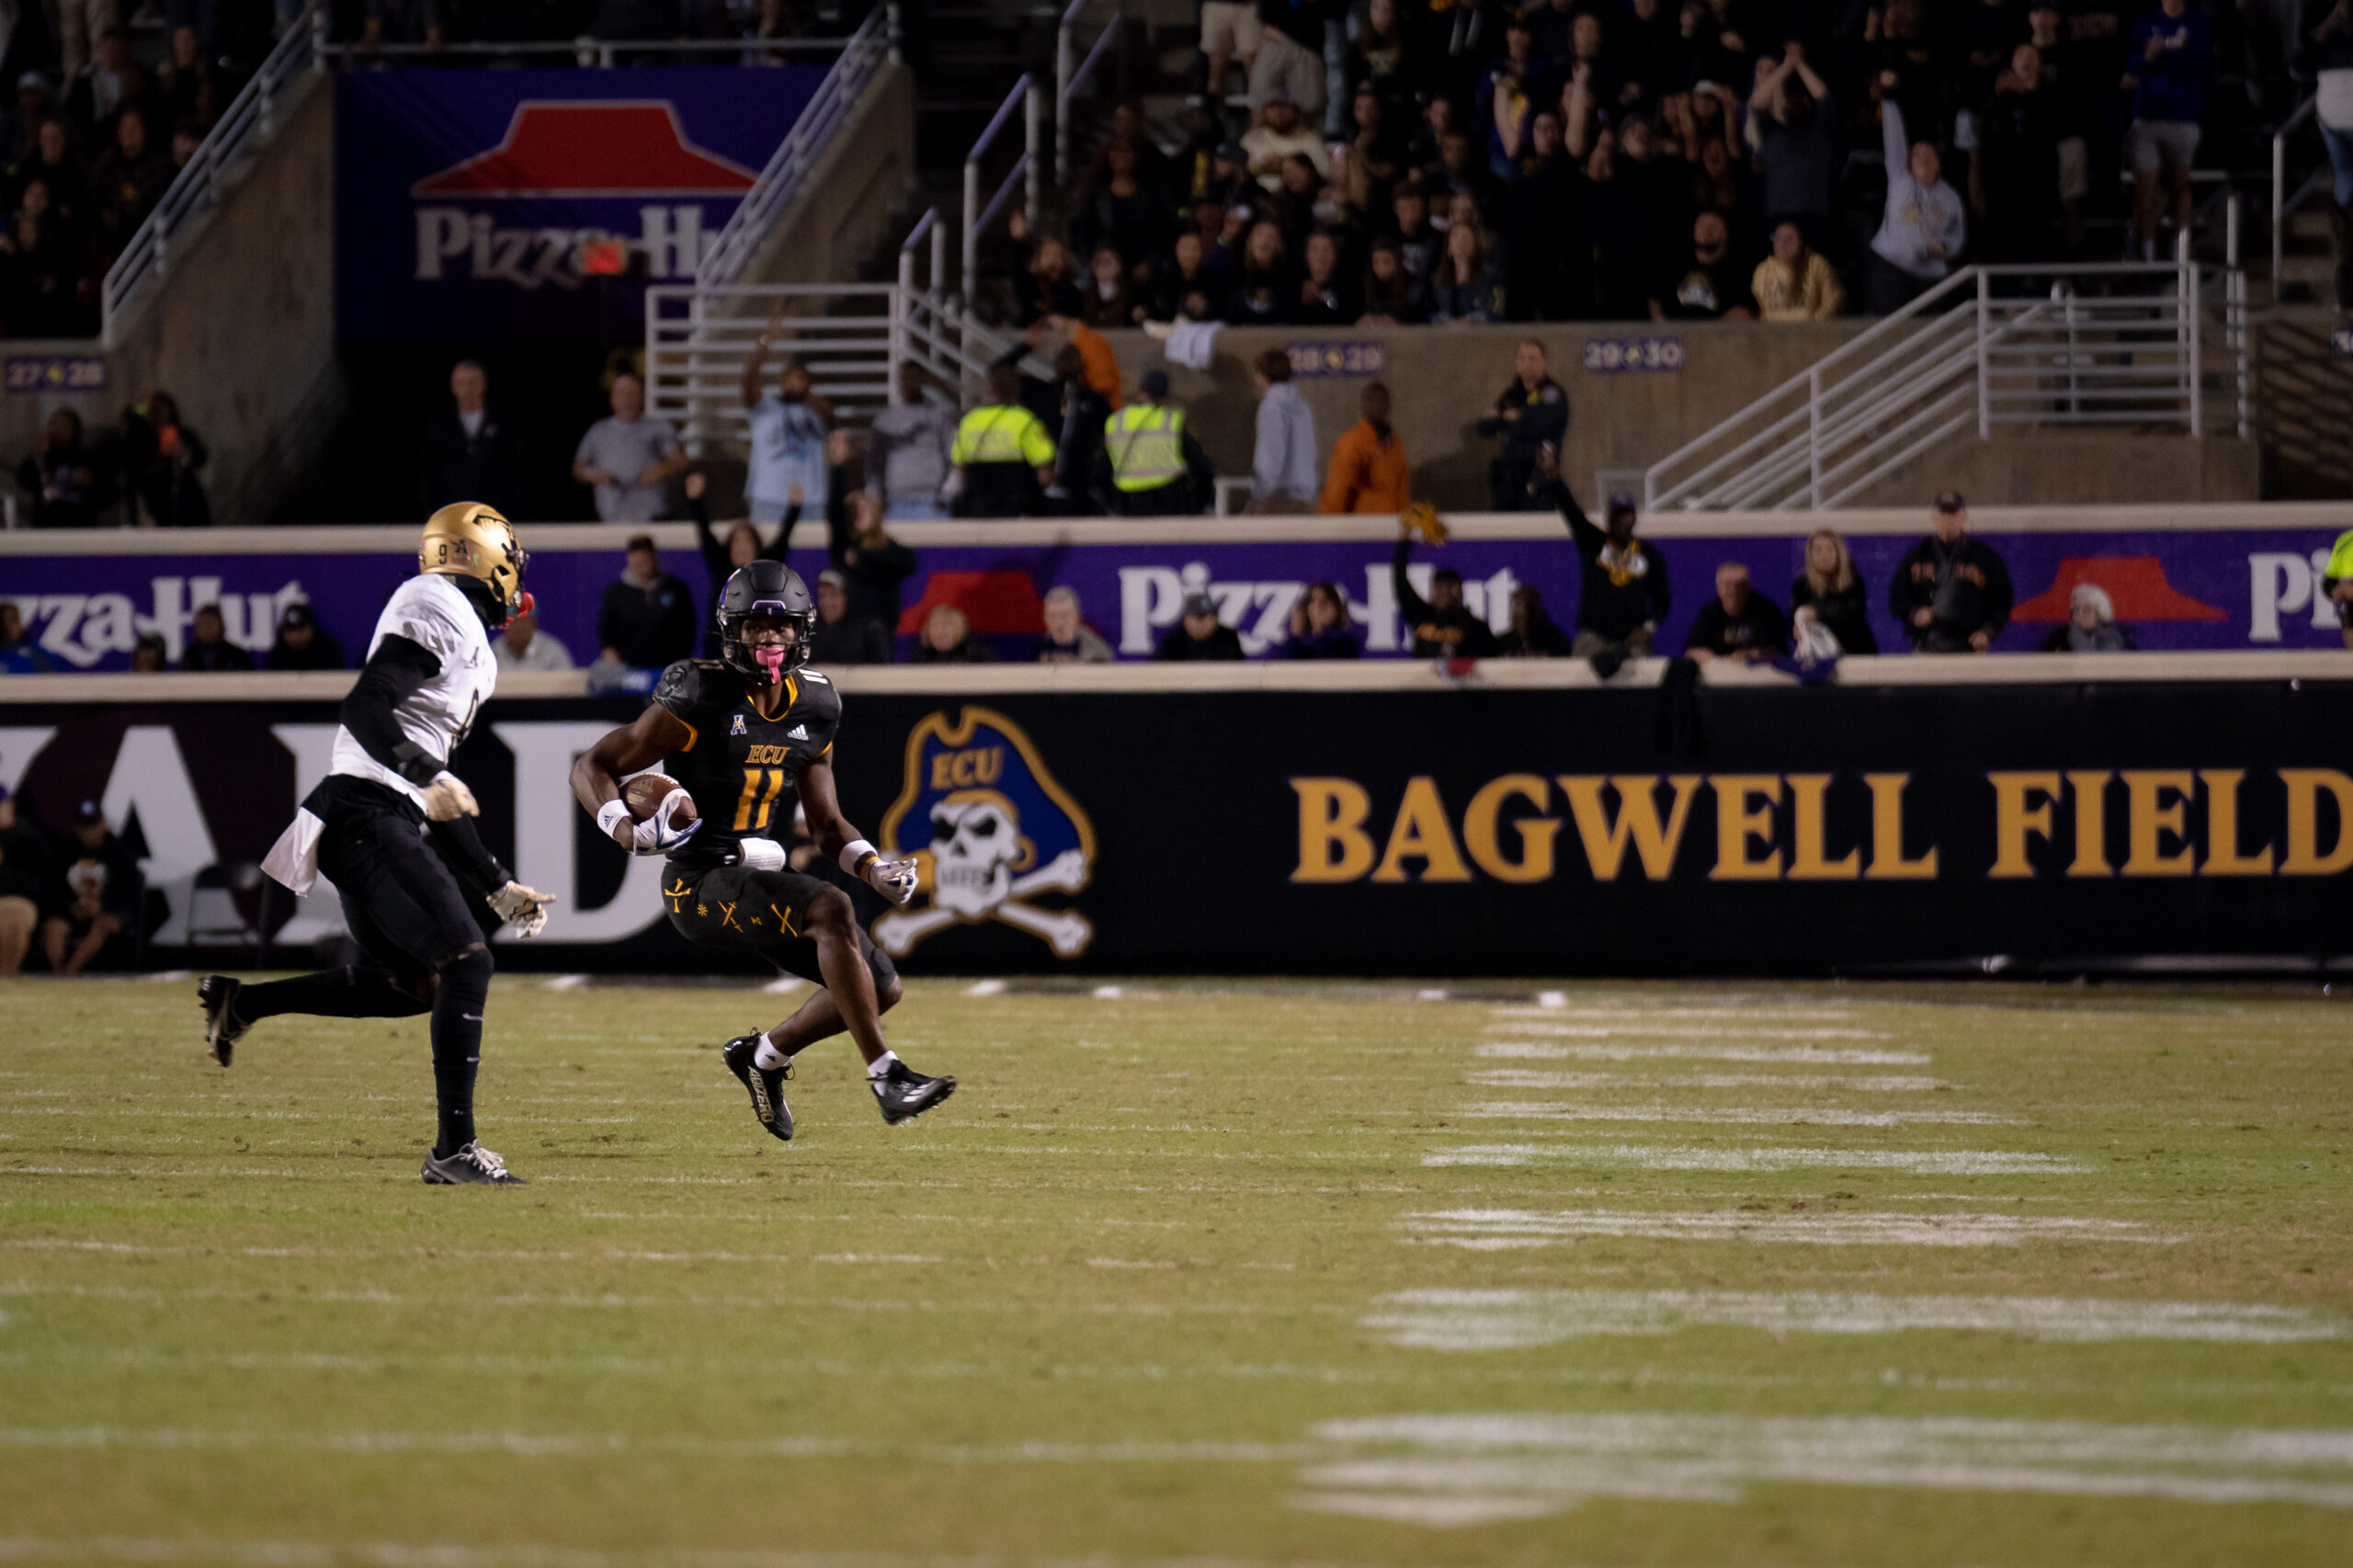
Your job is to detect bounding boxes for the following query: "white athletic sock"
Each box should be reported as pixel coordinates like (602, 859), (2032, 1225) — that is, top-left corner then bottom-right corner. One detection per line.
(753, 1033), (789, 1072)
(866, 1050), (899, 1080)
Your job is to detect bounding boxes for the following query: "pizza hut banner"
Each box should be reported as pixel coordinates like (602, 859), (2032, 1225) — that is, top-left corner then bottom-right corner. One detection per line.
(4, 517), (2350, 672)
(335, 67), (823, 344)
(0, 676), (2348, 975)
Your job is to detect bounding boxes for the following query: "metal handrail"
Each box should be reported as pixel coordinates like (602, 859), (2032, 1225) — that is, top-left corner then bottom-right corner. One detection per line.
(2272, 94), (2324, 302)
(100, 2), (321, 345)
(961, 74), (1041, 301)
(312, 35), (848, 65)
(1643, 260), (2247, 511)
(696, 3), (892, 287)
(1055, 0), (1121, 179)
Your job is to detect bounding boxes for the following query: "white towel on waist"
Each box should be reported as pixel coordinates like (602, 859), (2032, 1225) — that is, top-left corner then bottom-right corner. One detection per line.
(261, 808), (325, 897)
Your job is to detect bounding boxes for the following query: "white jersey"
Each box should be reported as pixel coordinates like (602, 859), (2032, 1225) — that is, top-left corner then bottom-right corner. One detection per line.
(327, 574), (498, 809)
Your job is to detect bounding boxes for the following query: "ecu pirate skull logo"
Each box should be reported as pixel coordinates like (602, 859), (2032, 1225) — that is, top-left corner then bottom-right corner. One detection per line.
(872, 707), (1095, 958)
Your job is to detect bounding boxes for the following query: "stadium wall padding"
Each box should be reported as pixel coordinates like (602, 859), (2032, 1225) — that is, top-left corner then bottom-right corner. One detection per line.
(5, 669), (2350, 977)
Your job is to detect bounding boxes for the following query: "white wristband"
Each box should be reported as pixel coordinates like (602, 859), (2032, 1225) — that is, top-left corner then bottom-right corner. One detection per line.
(838, 838), (879, 876)
(596, 798), (631, 838)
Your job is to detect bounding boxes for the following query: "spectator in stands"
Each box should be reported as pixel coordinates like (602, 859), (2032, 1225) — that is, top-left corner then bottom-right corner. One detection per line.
(1869, 99), (1966, 312)
(0, 601), (51, 671)
(2124, 0), (2213, 261)
(1037, 585), (1114, 663)
(17, 409), (102, 527)
(950, 364), (1056, 518)
(41, 801), (138, 977)
(0, 785), (45, 974)
(1582, 117), (1688, 321)
(1891, 490), (2015, 652)
(1321, 381), (1409, 514)
(1154, 589), (1245, 660)
(867, 362), (957, 519)
(1496, 584), (1574, 657)
(178, 603), (252, 671)
(12, 119), (88, 245)
(1040, 341), (1114, 514)
(167, 119), (200, 176)
(1073, 151), (1172, 301)
(574, 372), (686, 523)
(1536, 446), (1669, 673)
(156, 27), (218, 133)
(808, 569), (892, 665)
(90, 106), (167, 256)
(128, 634), (165, 672)
(597, 534), (698, 668)
(1477, 339), (1567, 512)
(1358, 236), (1425, 323)
(1201, 0), (1262, 105)
(4, 76), (52, 166)
(1279, 580), (1361, 657)
(742, 326), (835, 525)
(1080, 244), (1136, 329)
(419, 359), (524, 517)
(1227, 219), (1297, 324)
(1975, 43), (2066, 265)
(1747, 45), (1838, 254)
(121, 391), (210, 528)
(2302, 0), (2353, 310)
(826, 442), (919, 640)
(1685, 561), (1790, 663)
(1247, 347), (1317, 513)
(687, 474), (787, 652)
(915, 603), (995, 663)
(494, 608), (574, 671)
(1655, 210), (1757, 319)
(1428, 221), (1503, 323)
(1142, 229), (1229, 323)
(1790, 528), (1877, 654)
(2040, 582), (2137, 650)
(1296, 229), (1355, 323)
(1754, 221), (1846, 320)
(1244, 86), (1331, 188)
(1012, 235), (1083, 325)
(1101, 369), (1214, 515)
(1392, 520), (1499, 659)
(262, 602), (345, 671)
(1249, 8), (1329, 122)
(1503, 110), (1585, 321)
(67, 27), (143, 139)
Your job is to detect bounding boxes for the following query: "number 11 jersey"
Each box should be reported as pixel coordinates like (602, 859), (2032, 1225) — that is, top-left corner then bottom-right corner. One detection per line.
(651, 659), (841, 870)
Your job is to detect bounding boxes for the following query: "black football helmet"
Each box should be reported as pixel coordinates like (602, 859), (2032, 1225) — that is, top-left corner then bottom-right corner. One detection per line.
(718, 560), (814, 685)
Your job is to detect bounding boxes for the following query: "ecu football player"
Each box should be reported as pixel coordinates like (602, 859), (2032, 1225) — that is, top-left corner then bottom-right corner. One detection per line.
(569, 560), (956, 1140)
(203, 504), (557, 1187)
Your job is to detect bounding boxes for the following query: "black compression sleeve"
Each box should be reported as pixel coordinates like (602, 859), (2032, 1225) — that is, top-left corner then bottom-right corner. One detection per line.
(341, 635), (445, 786)
(426, 812), (511, 895)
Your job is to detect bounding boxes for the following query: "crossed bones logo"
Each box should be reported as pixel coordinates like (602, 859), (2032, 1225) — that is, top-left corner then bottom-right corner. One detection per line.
(872, 707), (1096, 959)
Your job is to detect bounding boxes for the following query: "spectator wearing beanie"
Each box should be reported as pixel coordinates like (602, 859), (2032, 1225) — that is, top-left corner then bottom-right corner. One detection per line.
(263, 603), (346, 671)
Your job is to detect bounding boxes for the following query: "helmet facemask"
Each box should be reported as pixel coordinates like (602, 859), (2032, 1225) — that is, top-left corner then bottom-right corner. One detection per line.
(718, 562), (814, 685)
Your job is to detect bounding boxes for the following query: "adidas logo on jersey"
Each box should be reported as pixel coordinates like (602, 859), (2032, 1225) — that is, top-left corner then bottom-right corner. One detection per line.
(788, 724), (810, 740)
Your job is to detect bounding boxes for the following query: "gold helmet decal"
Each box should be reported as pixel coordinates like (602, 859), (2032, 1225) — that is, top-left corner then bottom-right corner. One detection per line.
(419, 502), (529, 616)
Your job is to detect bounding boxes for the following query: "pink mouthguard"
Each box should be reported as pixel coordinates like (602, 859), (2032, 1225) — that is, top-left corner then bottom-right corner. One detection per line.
(755, 645), (787, 676)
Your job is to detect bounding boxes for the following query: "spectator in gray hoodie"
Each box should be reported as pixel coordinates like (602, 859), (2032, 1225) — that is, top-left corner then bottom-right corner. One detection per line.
(1867, 99), (1968, 314)
(865, 362), (958, 518)
(1246, 347), (1318, 513)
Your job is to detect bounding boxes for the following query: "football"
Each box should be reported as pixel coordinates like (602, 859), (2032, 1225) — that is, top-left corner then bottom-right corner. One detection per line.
(620, 772), (698, 830)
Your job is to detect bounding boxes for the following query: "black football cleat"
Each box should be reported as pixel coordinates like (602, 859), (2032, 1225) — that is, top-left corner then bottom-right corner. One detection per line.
(870, 1060), (956, 1125)
(197, 974), (247, 1067)
(420, 1142), (527, 1186)
(721, 1034), (795, 1142)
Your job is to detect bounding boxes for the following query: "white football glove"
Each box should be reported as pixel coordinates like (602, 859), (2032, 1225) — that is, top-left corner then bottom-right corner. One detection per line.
(735, 836), (787, 871)
(420, 772), (479, 822)
(866, 855), (920, 907)
(488, 880), (558, 938)
(628, 790), (701, 856)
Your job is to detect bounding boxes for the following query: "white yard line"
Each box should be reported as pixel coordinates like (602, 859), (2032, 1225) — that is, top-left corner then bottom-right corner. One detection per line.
(0, 1540), (1447, 1568)
(961, 980), (1006, 996)
(1467, 1071), (1948, 1092)
(1423, 1144), (2091, 1174)
(1396, 1208), (2178, 1248)
(761, 976), (808, 995)
(1455, 1102), (2018, 1127)
(1292, 1412), (2353, 1525)
(541, 975), (589, 992)
(1361, 1289), (2345, 1347)
(1487, 1023), (1894, 1040)
(1474, 1042), (1933, 1065)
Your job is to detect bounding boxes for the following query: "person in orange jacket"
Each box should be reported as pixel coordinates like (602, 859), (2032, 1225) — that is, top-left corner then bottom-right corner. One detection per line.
(1319, 381), (1411, 515)
(1047, 314), (1124, 412)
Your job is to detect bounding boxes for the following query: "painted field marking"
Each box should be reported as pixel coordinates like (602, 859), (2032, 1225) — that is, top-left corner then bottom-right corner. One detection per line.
(1534, 991), (1567, 1008)
(962, 980), (1006, 997)
(1475, 1042), (1932, 1065)
(1488, 1023), (1893, 1040)
(1416, 989), (1449, 1002)
(541, 975), (589, 992)
(1292, 1411), (2353, 1526)
(1468, 1070), (1947, 1092)
(1488, 1006), (1861, 1020)
(1456, 1101), (2018, 1127)
(1092, 985), (1124, 999)
(1361, 1289), (2345, 1347)
(761, 976), (808, 995)
(0, 1540), (1466, 1568)
(1423, 1144), (2091, 1174)
(1397, 1208), (2180, 1249)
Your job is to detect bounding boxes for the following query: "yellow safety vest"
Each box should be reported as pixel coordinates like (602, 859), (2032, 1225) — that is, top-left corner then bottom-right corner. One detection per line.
(1103, 403), (1186, 492)
(951, 403), (1055, 467)
(2328, 528), (2353, 583)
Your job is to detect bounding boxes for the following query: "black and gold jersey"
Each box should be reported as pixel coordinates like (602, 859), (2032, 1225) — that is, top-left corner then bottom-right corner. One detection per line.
(652, 659), (842, 869)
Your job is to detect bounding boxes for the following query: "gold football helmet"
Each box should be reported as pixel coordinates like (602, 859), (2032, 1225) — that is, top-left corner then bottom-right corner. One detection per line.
(419, 502), (529, 616)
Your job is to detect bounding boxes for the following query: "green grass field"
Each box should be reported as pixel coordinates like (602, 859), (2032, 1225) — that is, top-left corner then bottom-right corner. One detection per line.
(3, 973), (2350, 1567)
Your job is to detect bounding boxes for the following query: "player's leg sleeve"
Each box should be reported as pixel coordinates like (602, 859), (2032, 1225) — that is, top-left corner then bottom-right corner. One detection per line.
(429, 944), (494, 1157)
(236, 966), (431, 1022)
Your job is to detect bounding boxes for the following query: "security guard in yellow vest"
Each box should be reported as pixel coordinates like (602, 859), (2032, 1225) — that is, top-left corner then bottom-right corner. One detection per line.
(949, 365), (1057, 517)
(2325, 527), (2353, 648)
(1096, 369), (1216, 516)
